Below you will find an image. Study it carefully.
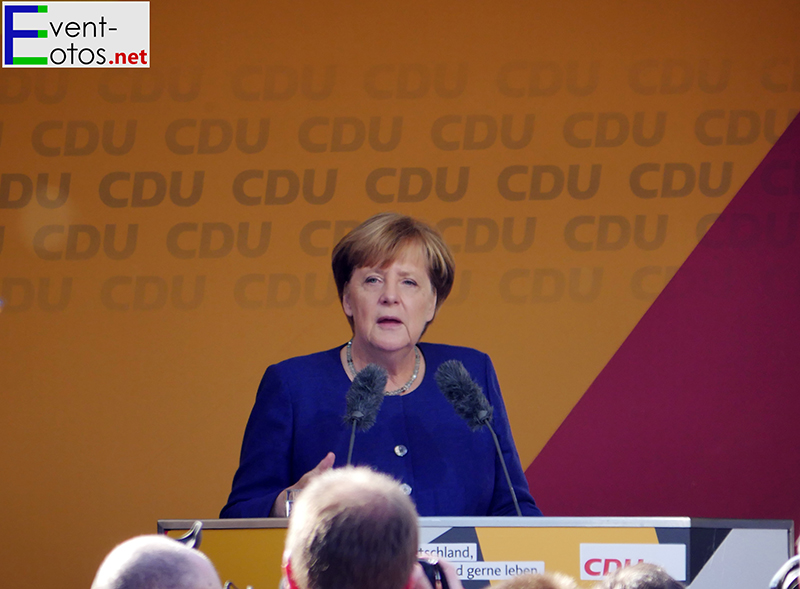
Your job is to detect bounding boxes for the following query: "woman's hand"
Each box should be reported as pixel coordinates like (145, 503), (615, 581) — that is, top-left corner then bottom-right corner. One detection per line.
(270, 452), (336, 517)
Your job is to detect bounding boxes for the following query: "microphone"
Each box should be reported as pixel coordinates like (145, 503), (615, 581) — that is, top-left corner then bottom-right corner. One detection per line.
(435, 360), (494, 430)
(343, 363), (387, 465)
(435, 360), (522, 516)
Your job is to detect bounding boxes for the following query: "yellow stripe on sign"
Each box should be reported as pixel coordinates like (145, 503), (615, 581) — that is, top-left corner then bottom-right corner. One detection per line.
(168, 528), (287, 589)
(476, 527), (660, 588)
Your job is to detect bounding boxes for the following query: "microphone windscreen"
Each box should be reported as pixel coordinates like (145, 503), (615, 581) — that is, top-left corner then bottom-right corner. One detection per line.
(435, 360), (493, 431)
(344, 363), (387, 431)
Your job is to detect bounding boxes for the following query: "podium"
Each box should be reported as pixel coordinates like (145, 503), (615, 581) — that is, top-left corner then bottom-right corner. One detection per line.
(158, 517), (795, 589)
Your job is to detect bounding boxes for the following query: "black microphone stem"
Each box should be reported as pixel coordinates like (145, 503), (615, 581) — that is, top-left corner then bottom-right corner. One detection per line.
(346, 420), (358, 466)
(487, 422), (522, 517)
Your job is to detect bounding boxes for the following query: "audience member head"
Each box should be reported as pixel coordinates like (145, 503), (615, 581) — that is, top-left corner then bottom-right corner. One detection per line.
(91, 535), (222, 589)
(283, 466), (419, 589)
(595, 563), (684, 589)
(493, 572), (578, 589)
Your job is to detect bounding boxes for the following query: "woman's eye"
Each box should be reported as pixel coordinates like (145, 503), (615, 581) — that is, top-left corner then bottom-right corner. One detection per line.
(403, 279), (418, 286)
(365, 276), (380, 284)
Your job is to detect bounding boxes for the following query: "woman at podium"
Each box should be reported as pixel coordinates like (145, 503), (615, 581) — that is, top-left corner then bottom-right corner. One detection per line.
(221, 212), (541, 518)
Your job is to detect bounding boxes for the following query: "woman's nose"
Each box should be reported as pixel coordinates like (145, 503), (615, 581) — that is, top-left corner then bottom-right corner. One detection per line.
(380, 282), (398, 303)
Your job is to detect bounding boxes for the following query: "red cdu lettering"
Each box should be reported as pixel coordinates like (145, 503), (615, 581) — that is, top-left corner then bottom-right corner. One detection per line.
(584, 559), (603, 576)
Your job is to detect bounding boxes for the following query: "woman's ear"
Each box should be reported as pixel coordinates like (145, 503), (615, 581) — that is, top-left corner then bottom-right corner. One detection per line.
(342, 284), (353, 317)
(425, 291), (437, 322)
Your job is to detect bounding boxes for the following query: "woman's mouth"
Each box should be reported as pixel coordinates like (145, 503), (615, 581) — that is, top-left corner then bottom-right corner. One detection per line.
(377, 317), (402, 326)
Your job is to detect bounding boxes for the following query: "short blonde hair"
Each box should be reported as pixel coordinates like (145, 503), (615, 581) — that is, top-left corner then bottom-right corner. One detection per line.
(595, 563), (684, 589)
(492, 572), (578, 589)
(285, 467), (419, 589)
(332, 212), (455, 329)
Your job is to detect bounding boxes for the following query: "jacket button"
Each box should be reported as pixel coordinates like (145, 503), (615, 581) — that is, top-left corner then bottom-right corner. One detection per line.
(399, 483), (412, 495)
(394, 444), (408, 457)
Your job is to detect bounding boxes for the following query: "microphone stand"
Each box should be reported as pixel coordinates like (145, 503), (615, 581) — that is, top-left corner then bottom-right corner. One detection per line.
(480, 414), (522, 517)
(346, 411), (363, 465)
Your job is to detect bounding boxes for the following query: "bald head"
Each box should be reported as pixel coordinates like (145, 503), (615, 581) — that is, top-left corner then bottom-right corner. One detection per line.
(91, 535), (222, 589)
(285, 467), (419, 589)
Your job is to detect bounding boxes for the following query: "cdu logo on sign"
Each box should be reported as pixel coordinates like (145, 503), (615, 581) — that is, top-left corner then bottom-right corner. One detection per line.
(3, 1), (149, 67)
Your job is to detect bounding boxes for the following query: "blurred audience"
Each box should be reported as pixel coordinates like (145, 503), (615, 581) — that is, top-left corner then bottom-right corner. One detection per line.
(594, 563), (683, 589)
(281, 466), (426, 589)
(493, 572), (578, 589)
(91, 534), (222, 589)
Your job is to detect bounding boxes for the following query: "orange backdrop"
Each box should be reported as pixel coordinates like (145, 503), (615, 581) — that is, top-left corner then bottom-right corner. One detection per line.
(1, 1), (798, 587)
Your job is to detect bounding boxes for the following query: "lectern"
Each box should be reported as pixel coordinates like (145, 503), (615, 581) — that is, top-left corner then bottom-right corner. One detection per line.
(158, 517), (794, 589)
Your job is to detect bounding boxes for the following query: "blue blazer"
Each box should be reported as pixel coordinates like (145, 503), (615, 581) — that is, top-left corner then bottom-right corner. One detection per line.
(221, 343), (542, 517)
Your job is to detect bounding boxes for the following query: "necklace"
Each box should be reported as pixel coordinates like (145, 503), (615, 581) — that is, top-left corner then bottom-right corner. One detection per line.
(346, 340), (421, 396)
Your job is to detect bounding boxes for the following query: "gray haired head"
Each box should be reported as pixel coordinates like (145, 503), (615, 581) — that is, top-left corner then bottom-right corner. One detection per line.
(91, 535), (222, 589)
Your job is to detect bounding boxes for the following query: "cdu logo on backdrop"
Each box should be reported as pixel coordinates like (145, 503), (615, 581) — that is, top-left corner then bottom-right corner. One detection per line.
(3, 1), (149, 67)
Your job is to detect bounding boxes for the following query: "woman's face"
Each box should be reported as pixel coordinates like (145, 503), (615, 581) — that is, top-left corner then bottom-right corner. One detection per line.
(343, 245), (437, 355)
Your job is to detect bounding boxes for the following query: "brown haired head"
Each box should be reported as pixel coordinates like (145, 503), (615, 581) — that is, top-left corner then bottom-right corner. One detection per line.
(284, 466), (419, 589)
(332, 212), (455, 330)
